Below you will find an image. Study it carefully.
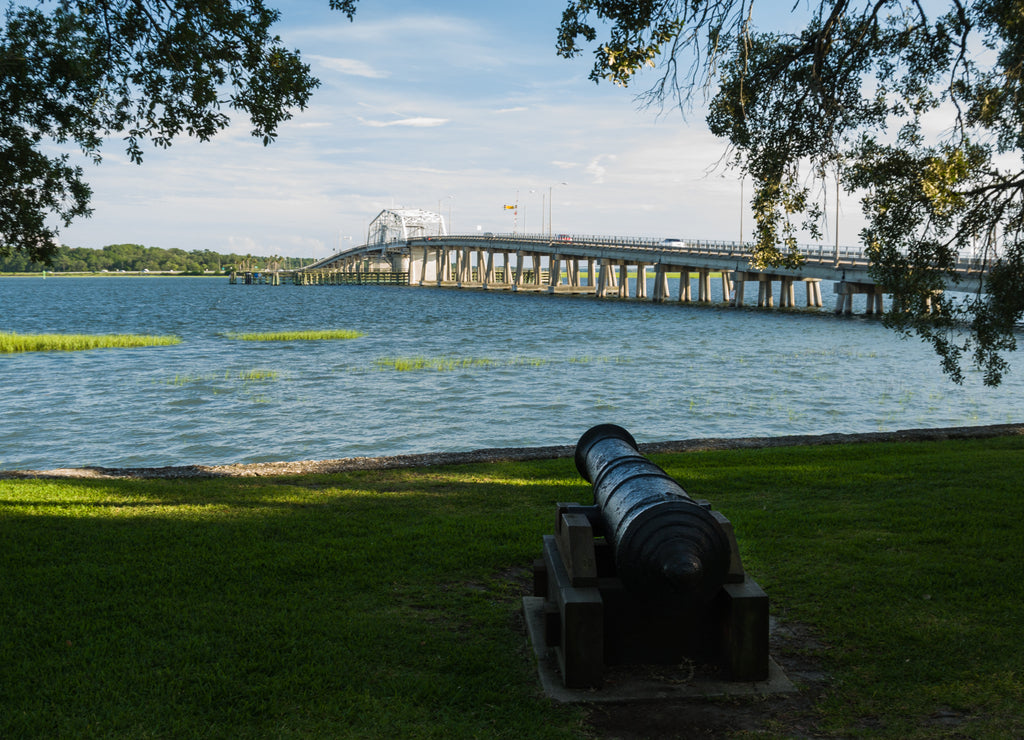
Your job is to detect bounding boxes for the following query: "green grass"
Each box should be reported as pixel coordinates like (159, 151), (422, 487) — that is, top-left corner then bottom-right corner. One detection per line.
(226, 329), (365, 341)
(0, 331), (181, 353)
(1, 436), (1022, 738)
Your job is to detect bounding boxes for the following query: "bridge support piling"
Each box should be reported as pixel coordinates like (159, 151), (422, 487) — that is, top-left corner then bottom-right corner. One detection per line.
(636, 264), (648, 299)
(679, 269), (693, 302)
(834, 281), (885, 315)
(513, 251), (525, 291)
(548, 255), (562, 293)
(698, 268), (712, 303)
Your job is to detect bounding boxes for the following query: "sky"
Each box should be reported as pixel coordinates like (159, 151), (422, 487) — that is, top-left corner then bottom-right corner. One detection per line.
(58, 0), (865, 259)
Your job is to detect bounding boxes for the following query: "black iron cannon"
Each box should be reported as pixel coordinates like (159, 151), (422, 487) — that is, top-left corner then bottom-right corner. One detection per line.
(574, 423), (731, 605)
(531, 424), (770, 689)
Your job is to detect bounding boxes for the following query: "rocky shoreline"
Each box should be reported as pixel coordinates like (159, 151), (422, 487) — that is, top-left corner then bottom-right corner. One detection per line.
(3, 423), (1022, 480)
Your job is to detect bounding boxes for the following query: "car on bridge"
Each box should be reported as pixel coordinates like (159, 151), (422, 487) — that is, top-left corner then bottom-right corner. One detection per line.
(661, 238), (684, 247)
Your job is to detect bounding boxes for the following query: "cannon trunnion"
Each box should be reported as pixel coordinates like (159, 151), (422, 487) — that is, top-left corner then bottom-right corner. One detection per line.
(534, 424), (770, 689)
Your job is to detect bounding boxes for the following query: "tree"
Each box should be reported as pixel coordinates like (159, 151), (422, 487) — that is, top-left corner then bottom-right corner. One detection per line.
(0, 0), (357, 264)
(557, 0), (1024, 385)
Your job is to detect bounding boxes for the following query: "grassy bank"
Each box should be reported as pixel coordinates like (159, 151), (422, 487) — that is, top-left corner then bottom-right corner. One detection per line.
(1, 437), (1022, 738)
(0, 331), (181, 353)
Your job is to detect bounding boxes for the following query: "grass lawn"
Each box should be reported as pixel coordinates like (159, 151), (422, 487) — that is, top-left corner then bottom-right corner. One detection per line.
(1, 436), (1022, 738)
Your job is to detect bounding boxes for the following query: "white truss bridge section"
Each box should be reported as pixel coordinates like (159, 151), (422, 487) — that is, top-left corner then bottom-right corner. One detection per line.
(367, 208), (446, 249)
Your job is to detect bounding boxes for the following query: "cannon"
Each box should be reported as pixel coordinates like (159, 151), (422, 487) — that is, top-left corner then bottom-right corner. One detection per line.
(574, 423), (731, 605)
(532, 424), (770, 689)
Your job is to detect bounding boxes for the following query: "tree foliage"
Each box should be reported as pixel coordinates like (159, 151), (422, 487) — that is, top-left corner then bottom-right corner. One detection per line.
(0, 0), (357, 265)
(0, 243), (310, 274)
(558, 0), (1024, 385)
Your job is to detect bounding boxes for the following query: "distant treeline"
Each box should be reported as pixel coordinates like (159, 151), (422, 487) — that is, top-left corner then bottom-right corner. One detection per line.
(0, 244), (313, 274)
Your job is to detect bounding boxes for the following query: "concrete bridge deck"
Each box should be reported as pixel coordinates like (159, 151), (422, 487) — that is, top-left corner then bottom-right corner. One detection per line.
(275, 231), (988, 315)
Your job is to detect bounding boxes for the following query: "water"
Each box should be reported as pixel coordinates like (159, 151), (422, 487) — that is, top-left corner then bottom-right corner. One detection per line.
(1, 276), (1021, 469)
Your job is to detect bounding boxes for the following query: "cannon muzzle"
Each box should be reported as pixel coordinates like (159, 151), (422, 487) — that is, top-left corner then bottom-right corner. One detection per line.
(574, 424), (730, 605)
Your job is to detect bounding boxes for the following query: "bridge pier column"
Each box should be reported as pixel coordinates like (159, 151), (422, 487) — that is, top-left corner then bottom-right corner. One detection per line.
(732, 273), (744, 306)
(596, 260), (609, 297)
(548, 255), (562, 293)
(678, 268), (691, 302)
(482, 250), (494, 288)
(617, 262), (629, 298)
(779, 277), (792, 308)
(757, 277), (774, 307)
(502, 253), (512, 285)
(587, 259), (595, 288)
(721, 272), (733, 303)
(513, 251), (525, 291)
(698, 268), (712, 303)
(636, 264), (648, 299)
(652, 265), (668, 302)
(806, 280), (822, 307)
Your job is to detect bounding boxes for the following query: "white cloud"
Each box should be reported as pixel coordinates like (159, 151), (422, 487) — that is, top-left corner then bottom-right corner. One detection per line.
(309, 55), (389, 79)
(358, 116), (450, 128)
(585, 155), (615, 184)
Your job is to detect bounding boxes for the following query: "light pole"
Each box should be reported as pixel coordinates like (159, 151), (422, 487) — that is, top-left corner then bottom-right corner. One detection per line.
(834, 163), (841, 267)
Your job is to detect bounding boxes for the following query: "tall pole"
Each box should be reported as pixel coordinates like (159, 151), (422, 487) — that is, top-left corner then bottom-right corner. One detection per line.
(834, 166), (840, 267)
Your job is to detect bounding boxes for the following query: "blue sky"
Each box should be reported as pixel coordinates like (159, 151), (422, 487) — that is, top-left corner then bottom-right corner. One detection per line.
(59, 1), (861, 258)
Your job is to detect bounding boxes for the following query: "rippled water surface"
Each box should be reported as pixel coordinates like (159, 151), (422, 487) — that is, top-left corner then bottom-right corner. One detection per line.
(2, 276), (1022, 469)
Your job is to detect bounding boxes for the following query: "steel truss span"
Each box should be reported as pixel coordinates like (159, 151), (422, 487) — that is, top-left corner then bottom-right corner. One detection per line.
(366, 208), (446, 248)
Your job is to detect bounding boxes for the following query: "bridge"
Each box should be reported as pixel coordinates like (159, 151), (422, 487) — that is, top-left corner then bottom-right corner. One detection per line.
(253, 208), (990, 314)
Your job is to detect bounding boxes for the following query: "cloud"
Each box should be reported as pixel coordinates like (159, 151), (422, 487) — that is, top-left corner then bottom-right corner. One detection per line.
(309, 55), (389, 79)
(585, 155), (616, 184)
(357, 116), (450, 128)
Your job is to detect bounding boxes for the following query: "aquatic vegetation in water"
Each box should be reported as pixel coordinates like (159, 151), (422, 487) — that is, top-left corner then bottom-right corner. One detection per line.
(0, 331), (181, 353)
(160, 369), (280, 386)
(374, 356), (501, 371)
(373, 355), (629, 372)
(226, 329), (365, 341)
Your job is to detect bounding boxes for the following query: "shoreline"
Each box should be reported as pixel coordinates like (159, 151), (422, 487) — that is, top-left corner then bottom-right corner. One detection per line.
(3, 422), (1022, 480)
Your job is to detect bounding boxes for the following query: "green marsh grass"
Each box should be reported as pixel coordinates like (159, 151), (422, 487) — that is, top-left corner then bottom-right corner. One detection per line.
(0, 331), (181, 353)
(1, 436), (1022, 737)
(374, 355), (628, 372)
(226, 329), (365, 341)
(161, 369), (280, 386)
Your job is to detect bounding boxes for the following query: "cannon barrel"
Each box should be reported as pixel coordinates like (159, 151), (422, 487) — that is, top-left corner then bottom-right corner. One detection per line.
(574, 424), (731, 604)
